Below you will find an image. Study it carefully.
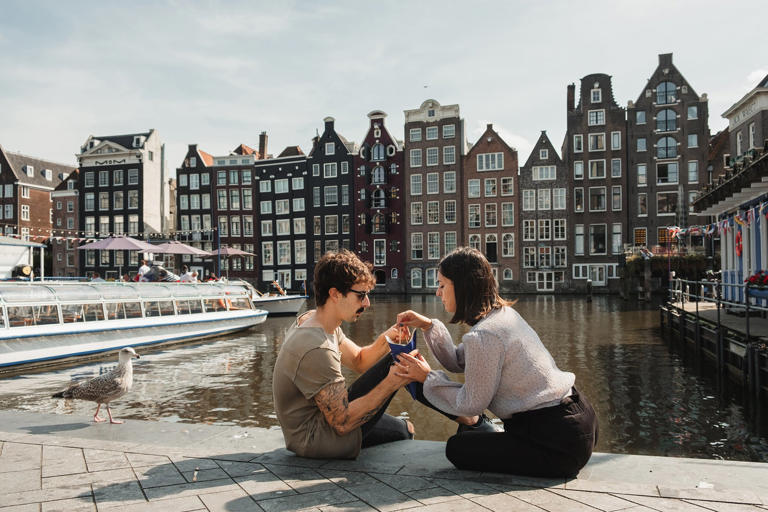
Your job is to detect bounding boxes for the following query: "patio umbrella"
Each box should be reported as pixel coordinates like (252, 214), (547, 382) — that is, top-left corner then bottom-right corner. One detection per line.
(151, 241), (210, 256)
(204, 246), (256, 279)
(77, 236), (155, 278)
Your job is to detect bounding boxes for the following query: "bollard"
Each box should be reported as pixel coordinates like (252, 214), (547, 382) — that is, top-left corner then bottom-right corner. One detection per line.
(586, 279), (592, 302)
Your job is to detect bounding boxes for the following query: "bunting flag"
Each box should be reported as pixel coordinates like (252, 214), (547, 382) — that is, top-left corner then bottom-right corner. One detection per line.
(734, 214), (747, 227)
(747, 208), (755, 226)
(704, 224), (716, 236)
(667, 226), (682, 239)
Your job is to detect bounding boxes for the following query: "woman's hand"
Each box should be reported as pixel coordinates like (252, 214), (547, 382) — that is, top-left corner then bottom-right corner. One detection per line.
(394, 351), (432, 383)
(396, 310), (432, 331)
(378, 323), (410, 346)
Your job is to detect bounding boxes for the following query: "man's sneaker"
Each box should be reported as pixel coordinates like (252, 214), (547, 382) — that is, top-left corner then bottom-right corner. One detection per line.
(456, 414), (499, 434)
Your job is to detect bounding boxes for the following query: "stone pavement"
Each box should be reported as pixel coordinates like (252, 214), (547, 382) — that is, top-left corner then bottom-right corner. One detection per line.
(0, 411), (767, 511)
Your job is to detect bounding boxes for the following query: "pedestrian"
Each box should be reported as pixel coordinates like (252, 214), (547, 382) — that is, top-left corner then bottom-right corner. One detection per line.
(180, 265), (195, 283)
(137, 259), (151, 282)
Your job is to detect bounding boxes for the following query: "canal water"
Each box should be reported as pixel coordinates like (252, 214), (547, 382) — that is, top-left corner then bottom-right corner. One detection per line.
(1, 294), (766, 462)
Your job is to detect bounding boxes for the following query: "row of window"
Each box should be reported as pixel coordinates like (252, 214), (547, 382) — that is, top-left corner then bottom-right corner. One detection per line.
(521, 189), (567, 211)
(409, 201), (458, 224)
(84, 191), (139, 211)
(410, 172), (457, 195)
(573, 132), (621, 152)
(83, 215), (141, 236)
(467, 177), (514, 197)
(408, 124), (456, 142)
(636, 191), (693, 216)
(54, 216), (76, 229)
(574, 223), (622, 256)
(522, 219), (567, 241)
(573, 187), (622, 213)
(408, 146), (457, 167)
(261, 240), (308, 266)
(522, 246), (567, 268)
(54, 200), (75, 212)
(635, 135), (698, 156)
(0, 184), (13, 198)
(215, 216), (255, 237)
(410, 231), (461, 260)
(83, 169), (139, 187)
(635, 105), (699, 126)
(311, 162), (349, 178)
(573, 159), (622, 179)
(468, 203), (515, 228)
(0, 204), (15, 220)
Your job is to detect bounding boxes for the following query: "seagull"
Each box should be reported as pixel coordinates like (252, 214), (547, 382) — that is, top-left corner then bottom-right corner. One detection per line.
(52, 347), (140, 424)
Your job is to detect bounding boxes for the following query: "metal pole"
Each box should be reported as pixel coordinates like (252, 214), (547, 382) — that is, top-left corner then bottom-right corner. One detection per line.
(217, 226), (221, 279)
(746, 284), (751, 344)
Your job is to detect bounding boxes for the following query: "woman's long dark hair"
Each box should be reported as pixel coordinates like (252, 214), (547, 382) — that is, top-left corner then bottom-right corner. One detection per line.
(439, 247), (511, 326)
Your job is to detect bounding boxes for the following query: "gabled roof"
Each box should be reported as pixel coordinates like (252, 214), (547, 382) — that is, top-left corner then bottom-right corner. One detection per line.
(198, 149), (214, 166)
(521, 130), (562, 168)
(277, 146), (304, 158)
(1, 145), (73, 189)
(633, 53), (698, 104)
(465, 124), (517, 157)
(89, 130), (153, 151)
(54, 169), (79, 192)
(232, 144), (260, 158)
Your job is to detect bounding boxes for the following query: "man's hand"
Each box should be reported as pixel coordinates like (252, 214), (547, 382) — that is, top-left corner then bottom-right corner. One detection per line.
(396, 310), (432, 331)
(379, 323), (411, 345)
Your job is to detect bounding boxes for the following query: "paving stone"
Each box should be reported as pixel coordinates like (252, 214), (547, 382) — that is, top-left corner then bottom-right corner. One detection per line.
(42, 446), (86, 477)
(427, 478), (500, 499)
(126, 453), (172, 468)
(180, 466), (231, 483)
(216, 460), (268, 479)
(0, 469), (42, 494)
(318, 500), (377, 511)
(615, 494), (714, 511)
(234, 472), (298, 501)
(480, 472), (566, 490)
(116, 495), (206, 511)
(0, 504), (40, 512)
(343, 482), (422, 512)
(0, 483), (93, 508)
(198, 488), (262, 512)
(684, 501), (768, 511)
(256, 488), (358, 512)
(506, 487), (601, 511)
(368, 473), (438, 494)
(659, 486), (763, 504)
(252, 449), (328, 468)
(406, 485), (462, 506)
(0, 443), (42, 472)
(406, 500), (490, 511)
(92, 480), (147, 509)
(41, 497), (96, 512)
(171, 457), (220, 473)
(565, 478), (661, 497)
(470, 493), (543, 511)
(317, 469), (384, 489)
(263, 464), (338, 494)
(143, 478), (240, 501)
(83, 449), (131, 472)
(42, 468), (136, 489)
(549, 488), (639, 511)
(134, 463), (186, 488)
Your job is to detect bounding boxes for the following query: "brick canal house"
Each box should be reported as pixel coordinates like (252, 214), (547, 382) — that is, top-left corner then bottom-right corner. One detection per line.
(306, 117), (357, 273)
(462, 124), (519, 290)
(627, 53), (710, 253)
(354, 111), (406, 292)
(562, 75), (627, 291)
(51, 171), (80, 277)
(77, 130), (168, 278)
(254, 145), (310, 293)
(518, 131), (570, 292)
(403, 99), (465, 293)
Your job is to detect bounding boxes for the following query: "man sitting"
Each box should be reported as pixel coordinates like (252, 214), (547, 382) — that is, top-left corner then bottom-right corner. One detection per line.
(273, 250), (414, 459)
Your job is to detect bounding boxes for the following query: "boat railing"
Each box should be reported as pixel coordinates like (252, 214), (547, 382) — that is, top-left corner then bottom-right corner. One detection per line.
(0, 282), (257, 330)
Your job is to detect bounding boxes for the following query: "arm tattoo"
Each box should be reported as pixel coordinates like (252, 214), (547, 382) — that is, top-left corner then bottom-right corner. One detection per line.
(314, 382), (389, 434)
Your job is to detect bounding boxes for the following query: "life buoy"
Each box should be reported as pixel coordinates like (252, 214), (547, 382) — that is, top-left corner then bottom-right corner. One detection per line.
(735, 230), (743, 257)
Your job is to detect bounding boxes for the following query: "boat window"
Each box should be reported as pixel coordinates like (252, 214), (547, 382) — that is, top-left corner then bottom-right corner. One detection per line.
(144, 301), (161, 317)
(204, 298), (225, 312)
(0, 285), (57, 303)
(158, 301), (175, 316)
(189, 299), (203, 314)
(229, 298), (252, 310)
(50, 285), (103, 302)
(98, 285), (140, 300)
(124, 302), (142, 319)
(83, 303), (105, 322)
(61, 304), (85, 323)
(175, 300), (190, 315)
(7, 305), (60, 327)
(106, 302), (127, 320)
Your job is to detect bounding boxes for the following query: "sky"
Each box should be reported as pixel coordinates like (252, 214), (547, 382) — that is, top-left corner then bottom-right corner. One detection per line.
(1, 0), (766, 175)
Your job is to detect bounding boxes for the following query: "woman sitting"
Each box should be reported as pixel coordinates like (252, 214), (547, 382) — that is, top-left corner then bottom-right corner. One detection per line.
(395, 247), (598, 477)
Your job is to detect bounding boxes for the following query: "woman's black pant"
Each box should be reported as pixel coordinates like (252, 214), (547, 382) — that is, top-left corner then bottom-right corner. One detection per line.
(444, 388), (598, 478)
(348, 354), (456, 448)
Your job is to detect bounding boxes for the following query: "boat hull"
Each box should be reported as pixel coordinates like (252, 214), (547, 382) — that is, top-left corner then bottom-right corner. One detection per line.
(0, 309), (267, 369)
(253, 295), (307, 316)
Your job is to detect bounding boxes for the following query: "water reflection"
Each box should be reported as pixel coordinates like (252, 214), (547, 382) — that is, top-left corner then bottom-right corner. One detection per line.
(0, 294), (766, 462)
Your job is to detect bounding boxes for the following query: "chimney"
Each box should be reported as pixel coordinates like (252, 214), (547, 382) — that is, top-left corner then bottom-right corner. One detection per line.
(659, 53), (673, 67)
(324, 116), (335, 131)
(487, 123), (493, 130)
(567, 83), (575, 112)
(258, 132), (268, 159)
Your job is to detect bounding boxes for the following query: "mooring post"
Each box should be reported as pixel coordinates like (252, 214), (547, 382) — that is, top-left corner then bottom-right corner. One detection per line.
(746, 285), (751, 345)
(695, 281), (701, 350)
(716, 281), (724, 373)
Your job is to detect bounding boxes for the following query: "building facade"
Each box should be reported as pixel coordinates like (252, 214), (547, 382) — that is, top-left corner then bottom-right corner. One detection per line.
(307, 117), (356, 273)
(51, 171), (80, 277)
(354, 111), (406, 292)
(77, 130), (167, 278)
(403, 99), (464, 293)
(462, 124), (519, 289)
(627, 53), (710, 253)
(255, 146), (309, 292)
(0, 145), (71, 243)
(562, 74), (627, 290)
(518, 131), (570, 292)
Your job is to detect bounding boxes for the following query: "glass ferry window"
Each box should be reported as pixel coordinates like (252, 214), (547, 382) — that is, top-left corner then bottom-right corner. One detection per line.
(83, 304), (105, 322)
(204, 298), (225, 312)
(144, 302), (162, 317)
(124, 302), (142, 319)
(176, 300), (191, 315)
(33, 304), (60, 325)
(158, 301), (175, 316)
(189, 299), (203, 314)
(106, 303), (126, 320)
(229, 298), (252, 310)
(61, 304), (85, 323)
(6, 305), (59, 327)
(7, 306), (34, 327)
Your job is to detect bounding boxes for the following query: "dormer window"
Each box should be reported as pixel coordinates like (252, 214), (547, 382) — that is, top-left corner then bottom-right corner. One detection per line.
(591, 88), (602, 103)
(428, 109), (435, 117)
(43, 169), (52, 180)
(89, 140), (98, 149)
(24, 165), (34, 177)
(132, 135), (143, 148)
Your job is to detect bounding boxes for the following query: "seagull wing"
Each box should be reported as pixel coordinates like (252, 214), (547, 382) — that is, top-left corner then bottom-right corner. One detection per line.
(68, 371), (126, 403)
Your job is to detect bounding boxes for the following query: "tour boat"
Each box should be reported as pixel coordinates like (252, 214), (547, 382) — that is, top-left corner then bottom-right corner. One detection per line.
(0, 281), (267, 369)
(251, 294), (308, 316)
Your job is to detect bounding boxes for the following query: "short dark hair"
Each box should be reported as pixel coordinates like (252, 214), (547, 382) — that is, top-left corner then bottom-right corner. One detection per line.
(313, 250), (375, 306)
(439, 247), (510, 326)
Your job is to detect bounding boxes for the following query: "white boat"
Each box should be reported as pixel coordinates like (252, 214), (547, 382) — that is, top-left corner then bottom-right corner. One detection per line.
(252, 294), (307, 316)
(0, 282), (267, 369)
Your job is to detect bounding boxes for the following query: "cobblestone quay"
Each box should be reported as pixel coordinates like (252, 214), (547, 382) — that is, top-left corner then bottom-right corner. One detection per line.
(0, 410), (767, 511)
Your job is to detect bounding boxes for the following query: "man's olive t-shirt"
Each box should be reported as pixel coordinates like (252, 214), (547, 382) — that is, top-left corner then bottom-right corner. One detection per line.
(272, 322), (362, 459)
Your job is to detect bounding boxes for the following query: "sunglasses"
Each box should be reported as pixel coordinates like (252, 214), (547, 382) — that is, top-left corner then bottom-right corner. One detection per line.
(347, 288), (370, 301)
